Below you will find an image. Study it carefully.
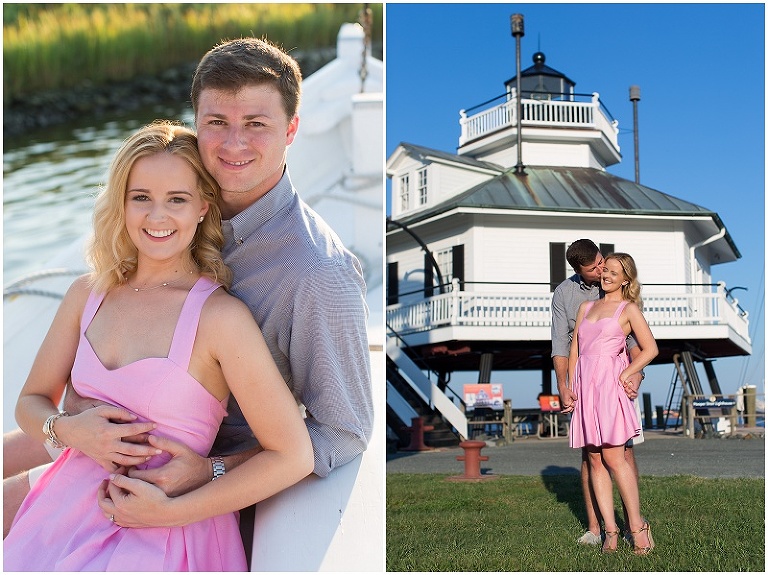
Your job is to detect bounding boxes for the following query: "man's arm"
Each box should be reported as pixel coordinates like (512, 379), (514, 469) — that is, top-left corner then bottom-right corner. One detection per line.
(3, 429), (51, 478)
(127, 437), (261, 497)
(551, 287), (576, 413)
(290, 261), (373, 477)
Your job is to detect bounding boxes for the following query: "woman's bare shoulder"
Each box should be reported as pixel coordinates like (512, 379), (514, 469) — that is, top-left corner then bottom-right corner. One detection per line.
(63, 274), (95, 303)
(200, 287), (255, 326)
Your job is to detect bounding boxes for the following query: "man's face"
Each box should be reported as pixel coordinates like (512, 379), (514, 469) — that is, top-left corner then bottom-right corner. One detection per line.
(195, 84), (299, 214)
(578, 252), (604, 285)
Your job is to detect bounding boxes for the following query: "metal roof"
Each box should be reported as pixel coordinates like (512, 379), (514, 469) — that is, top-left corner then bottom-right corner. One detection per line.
(390, 145), (740, 258)
(389, 142), (504, 172)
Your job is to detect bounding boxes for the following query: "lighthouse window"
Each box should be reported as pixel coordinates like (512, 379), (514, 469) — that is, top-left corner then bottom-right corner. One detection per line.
(437, 248), (454, 284)
(399, 174), (410, 211)
(418, 168), (428, 205)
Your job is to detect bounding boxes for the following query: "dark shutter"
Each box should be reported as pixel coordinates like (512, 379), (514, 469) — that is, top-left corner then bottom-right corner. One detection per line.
(387, 262), (398, 305)
(424, 254), (435, 297)
(600, 243), (614, 257)
(549, 242), (566, 291)
(424, 254), (434, 297)
(452, 244), (465, 290)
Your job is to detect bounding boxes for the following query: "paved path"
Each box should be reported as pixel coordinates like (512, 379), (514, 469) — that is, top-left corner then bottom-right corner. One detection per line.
(386, 430), (765, 479)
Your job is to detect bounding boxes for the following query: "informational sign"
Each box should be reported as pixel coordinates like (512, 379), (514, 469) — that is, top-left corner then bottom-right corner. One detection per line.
(463, 383), (504, 411)
(692, 398), (737, 409)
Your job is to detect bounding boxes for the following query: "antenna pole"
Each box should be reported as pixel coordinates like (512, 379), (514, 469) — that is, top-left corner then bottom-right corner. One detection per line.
(630, 85), (641, 183)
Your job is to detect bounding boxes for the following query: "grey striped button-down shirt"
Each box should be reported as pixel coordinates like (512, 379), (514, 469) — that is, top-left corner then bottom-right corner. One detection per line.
(211, 169), (373, 477)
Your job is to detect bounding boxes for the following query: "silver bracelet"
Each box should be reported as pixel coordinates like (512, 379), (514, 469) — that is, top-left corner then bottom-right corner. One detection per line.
(42, 411), (69, 449)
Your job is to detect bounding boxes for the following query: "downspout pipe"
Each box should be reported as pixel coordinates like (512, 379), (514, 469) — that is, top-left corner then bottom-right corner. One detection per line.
(689, 227), (726, 287)
(387, 217), (446, 294)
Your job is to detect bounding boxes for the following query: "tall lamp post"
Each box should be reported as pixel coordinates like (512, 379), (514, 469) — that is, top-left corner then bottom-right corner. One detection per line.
(511, 13), (526, 176)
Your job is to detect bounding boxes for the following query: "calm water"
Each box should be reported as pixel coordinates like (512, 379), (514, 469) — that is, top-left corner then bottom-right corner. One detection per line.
(3, 102), (193, 286)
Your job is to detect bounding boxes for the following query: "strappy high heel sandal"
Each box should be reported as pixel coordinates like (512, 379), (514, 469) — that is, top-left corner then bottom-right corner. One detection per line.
(630, 521), (655, 555)
(601, 529), (620, 554)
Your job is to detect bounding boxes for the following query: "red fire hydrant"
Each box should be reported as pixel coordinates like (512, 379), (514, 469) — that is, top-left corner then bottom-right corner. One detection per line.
(401, 416), (434, 451)
(446, 440), (499, 482)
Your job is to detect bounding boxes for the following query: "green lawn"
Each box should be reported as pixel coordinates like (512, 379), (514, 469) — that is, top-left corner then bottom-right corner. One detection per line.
(387, 473), (765, 572)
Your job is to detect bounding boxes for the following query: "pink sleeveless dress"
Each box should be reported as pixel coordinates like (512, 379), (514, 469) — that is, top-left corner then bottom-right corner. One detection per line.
(4, 276), (248, 571)
(569, 300), (640, 448)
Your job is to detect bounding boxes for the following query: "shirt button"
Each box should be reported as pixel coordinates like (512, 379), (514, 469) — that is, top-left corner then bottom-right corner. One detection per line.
(236, 237), (244, 245)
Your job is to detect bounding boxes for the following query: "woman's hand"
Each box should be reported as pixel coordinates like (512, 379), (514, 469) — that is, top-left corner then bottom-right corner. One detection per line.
(56, 406), (160, 472)
(621, 371), (642, 400)
(97, 469), (181, 528)
(558, 386), (577, 414)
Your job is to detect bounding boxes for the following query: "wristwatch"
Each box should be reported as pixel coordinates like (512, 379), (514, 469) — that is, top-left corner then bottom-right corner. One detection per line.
(42, 411), (69, 449)
(211, 456), (226, 480)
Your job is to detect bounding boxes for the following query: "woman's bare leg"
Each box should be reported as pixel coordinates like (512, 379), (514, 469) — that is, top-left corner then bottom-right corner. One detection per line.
(601, 444), (651, 549)
(586, 446), (619, 550)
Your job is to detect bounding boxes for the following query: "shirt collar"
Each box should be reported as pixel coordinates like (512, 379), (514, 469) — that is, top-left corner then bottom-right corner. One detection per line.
(577, 275), (600, 291)
(222, 168), (295, 246)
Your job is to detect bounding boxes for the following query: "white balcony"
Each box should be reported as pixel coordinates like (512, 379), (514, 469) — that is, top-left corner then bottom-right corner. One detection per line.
(386, 281), (752, 361)
(458, 93), (621, 166)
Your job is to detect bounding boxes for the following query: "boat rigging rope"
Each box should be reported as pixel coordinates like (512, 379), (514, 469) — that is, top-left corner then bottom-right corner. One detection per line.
(358, 3), (372, 93)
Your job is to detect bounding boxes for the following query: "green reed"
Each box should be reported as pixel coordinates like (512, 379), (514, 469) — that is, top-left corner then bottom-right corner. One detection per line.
(3, 3), (382, 105)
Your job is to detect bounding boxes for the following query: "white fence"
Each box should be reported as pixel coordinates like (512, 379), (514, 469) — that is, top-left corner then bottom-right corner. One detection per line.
(386, 283), (750, 344)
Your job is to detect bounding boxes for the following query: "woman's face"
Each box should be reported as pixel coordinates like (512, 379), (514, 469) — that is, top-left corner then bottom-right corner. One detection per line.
(601, 257), (627, 293)
(124, 152), (209, 265)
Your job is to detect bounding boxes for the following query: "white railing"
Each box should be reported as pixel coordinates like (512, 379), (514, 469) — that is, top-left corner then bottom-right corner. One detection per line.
(387, 338), (468, 439)
(459, 93), (619, 149)
(386, 282), (750, 344)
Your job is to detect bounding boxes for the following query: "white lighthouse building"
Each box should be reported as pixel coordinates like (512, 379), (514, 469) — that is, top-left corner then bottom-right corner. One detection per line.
(385, 36), (751, 443)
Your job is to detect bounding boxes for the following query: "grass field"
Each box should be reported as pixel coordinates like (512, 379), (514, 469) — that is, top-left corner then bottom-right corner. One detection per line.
(387, 473), (765, 572)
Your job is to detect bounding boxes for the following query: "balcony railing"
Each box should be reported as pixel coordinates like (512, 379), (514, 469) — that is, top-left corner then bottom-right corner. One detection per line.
(458, 92), (619, 150)
(386, 280), (750, 345)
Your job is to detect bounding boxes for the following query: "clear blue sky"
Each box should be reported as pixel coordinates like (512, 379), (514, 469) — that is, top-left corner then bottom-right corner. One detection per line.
(385, 2), (765, 408)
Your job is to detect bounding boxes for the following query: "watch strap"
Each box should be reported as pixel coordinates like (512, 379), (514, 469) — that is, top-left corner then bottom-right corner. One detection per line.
(211, 455), (226, 480)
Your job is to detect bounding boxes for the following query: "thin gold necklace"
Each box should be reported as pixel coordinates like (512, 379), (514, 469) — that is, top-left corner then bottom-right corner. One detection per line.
(126, 270), (193, 292)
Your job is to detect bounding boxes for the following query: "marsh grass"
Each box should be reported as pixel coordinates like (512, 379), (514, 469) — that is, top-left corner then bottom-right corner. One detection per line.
(3, 3), (382, 104)
(387, 473), (765, 572)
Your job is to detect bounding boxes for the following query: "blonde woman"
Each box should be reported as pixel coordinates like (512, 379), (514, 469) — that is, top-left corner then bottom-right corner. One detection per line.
(4, 121), (313, 571)
(567, 252), (657, 555)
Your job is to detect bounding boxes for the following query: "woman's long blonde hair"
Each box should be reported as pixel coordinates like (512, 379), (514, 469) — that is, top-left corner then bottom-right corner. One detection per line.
(605, 252), (642, 310)
(86, 120), (232, 293)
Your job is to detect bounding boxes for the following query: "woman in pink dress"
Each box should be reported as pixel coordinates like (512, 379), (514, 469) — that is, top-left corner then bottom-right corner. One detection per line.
(4, 121), (314, 571)
(568, 253), (657, 555)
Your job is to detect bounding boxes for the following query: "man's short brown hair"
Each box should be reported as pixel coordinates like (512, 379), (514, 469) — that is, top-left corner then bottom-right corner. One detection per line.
(191, 37), (302, 120)
(566, 239), (600, 273)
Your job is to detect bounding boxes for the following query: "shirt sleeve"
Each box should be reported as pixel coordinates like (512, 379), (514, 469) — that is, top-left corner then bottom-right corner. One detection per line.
(550, 285), (571, 358)
(626, 332), (639, 351)
(289, 259), (374, 478)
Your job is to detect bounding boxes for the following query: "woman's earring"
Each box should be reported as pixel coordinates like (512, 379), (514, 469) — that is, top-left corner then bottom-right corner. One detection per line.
(198, 216), (204, 223)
